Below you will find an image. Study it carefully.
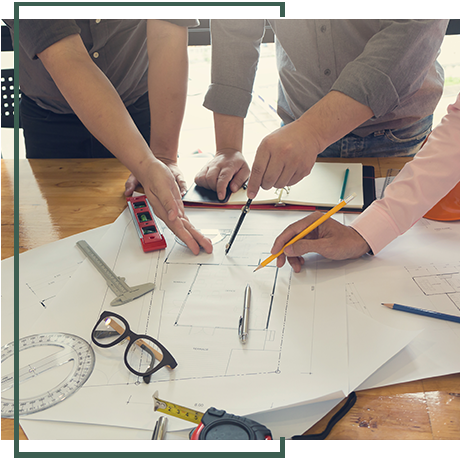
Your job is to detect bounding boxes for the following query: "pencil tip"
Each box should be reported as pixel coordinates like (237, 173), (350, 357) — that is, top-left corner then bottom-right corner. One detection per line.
(253, 265), (262, 272)
(382, 303), (393, 308)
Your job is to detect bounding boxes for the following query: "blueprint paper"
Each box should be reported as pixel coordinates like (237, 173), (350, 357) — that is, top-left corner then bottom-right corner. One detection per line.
(22, 208), (351, 432)
(342, 214), (460, 389)
(1, 225), (109, 344)
(20, 394), (344, 440)
(11, 207), (416, 438)
(346, 306), (421, 392)
(0, 225), (109, 437)
(20, 419), (191, 441)
(0, 207), (420, 438)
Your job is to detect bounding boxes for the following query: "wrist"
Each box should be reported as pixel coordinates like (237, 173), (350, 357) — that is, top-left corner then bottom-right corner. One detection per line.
(133, 154), (163, 185)
(291, 116), (325, 155)
(153, 152), (179, 166)
(349, 226), (372, 257)
(215, 148), (243, 158)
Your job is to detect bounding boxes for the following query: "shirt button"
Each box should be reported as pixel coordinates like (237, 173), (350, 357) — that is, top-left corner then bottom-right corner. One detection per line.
(320, 25), (327, 33)
(324, 69), (331, 76)
(93, 52), (99, 59)
(95, 19), (101, 24)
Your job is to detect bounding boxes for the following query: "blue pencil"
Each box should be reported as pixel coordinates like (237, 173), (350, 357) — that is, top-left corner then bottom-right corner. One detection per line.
(339, 168), (349, 200)
(383, 303), (460, 324)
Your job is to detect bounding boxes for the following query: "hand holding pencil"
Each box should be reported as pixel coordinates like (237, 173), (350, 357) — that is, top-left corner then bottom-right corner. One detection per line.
(265, 194), (371, 272)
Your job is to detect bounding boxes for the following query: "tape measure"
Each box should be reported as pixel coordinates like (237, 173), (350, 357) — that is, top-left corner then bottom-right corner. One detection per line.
(126, 196), (167, 253)
(153, 392), (272, 440)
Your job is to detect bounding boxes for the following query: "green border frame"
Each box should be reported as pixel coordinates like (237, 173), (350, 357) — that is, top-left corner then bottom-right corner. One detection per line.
(14, 2), (285, 458)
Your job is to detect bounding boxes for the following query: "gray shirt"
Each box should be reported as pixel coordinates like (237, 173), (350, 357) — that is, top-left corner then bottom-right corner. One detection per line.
(204, 19), (448, 136)
(4, 19), (198, 114)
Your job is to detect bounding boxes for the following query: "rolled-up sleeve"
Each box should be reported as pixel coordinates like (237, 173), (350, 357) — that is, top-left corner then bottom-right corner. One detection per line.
(203, 19), (266, 118)
(4, 20), (81, 60)
(332, 20), (448, 118)
(351, 93), (460, 254)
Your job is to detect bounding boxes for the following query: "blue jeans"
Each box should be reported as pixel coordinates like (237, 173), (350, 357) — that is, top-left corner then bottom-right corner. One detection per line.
(318, 115), (432, 158)
(19, 93), (151, 159)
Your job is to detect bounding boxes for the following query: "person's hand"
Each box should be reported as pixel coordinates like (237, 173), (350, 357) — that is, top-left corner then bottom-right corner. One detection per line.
(194, 149), (250, 200)
(124, 173), (141, 196)
(124, 157), (188, 197)
(246, 120), (321, 199)
(132, 158), (213, 255)
(156, 156), (188, 197)
(271, 211), (371, 272)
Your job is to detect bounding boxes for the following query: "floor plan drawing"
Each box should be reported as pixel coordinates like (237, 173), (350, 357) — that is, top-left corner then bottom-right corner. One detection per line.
(3, 208), (423, 436)
(406, 262), (460, 314)
(17, 209), (355, 429)
(345, 282), (370, 316)
(95, 218), (321, 387)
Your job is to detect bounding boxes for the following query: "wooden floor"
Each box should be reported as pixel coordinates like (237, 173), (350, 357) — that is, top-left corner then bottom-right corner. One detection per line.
(2, 158), (459, 440)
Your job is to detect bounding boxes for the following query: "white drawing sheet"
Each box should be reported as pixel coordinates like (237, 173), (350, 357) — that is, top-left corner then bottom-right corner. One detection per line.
(8, 206), (416, 438)
(342, 213), (460, 389)
(2, 205), (425, 440)
(1, 225), (109, 345)
(20, 209), (350, 431)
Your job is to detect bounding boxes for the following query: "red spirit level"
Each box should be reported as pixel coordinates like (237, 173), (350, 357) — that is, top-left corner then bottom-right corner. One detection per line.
(126, 196), (167, 253)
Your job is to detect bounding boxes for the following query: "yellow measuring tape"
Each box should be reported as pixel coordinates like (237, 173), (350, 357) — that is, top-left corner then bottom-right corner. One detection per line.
(153, 391), (203, 425)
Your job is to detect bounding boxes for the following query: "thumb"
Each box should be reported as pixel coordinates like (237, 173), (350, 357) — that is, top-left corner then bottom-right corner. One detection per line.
(124, 174), (139, 197)
(175, 174), (188, 197)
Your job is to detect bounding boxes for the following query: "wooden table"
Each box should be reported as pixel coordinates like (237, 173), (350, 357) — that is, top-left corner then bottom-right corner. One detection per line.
(2, 158), (459, 440)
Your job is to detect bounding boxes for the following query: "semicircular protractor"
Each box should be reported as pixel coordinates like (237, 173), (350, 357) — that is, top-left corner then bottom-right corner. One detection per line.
(1, 332), (95, 417)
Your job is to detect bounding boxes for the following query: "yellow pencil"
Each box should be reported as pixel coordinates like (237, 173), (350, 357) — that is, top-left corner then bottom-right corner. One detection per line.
(254, 193), (356, 272)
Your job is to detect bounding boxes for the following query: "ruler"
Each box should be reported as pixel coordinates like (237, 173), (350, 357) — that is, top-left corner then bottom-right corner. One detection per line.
(1, 333), (95, 417)
(76, 240), (155, 306)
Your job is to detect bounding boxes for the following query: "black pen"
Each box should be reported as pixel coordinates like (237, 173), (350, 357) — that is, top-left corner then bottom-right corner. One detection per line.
(225, 198), (252, 255)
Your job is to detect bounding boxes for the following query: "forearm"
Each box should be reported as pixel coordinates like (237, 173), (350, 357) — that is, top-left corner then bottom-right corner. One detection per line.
(38, 34), (156, 181)
(214, 112), (244, 152)
(297, 90), (374, 154)
(246, 90), (374, 198)
(147, 20), (188, 161)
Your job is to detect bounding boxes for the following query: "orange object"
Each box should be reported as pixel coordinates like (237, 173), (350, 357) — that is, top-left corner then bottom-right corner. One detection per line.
(424, 181), (460, 221)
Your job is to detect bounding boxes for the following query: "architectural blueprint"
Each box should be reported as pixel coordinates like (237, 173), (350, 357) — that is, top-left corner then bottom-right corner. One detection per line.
(2, 207), (417, 437)
(341, 214), (460, 390)
(17, 209), (348, 430)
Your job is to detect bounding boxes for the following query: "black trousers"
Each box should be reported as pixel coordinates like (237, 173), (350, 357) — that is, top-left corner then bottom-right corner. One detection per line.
(19, 93), (151, 158)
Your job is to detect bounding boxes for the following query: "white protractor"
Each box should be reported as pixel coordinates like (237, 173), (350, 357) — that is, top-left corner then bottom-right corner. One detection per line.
(1, 332), (95, 417)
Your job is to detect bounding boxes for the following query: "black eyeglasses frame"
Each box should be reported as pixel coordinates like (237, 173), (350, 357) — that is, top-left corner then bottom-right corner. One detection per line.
(91, 311), (177, 382)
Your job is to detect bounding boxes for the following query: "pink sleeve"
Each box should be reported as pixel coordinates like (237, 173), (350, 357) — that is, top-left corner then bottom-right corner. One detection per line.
(351, 93), (460, 255)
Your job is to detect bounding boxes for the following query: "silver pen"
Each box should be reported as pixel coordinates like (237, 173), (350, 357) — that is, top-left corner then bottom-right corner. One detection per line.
(238, 284), (251, 343)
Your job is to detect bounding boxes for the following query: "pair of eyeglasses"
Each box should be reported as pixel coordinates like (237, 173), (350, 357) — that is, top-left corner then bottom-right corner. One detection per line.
(91, 311), (177, 383)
